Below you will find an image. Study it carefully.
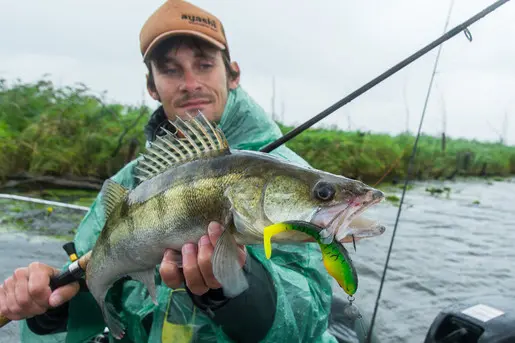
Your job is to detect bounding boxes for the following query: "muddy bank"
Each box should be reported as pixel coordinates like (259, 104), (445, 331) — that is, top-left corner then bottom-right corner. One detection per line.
(0, 189), (96, 240)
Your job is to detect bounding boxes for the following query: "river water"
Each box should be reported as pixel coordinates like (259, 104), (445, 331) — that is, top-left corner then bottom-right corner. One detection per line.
(0, 178), (514, 342)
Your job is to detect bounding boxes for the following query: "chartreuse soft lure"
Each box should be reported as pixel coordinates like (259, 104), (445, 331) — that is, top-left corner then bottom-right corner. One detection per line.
(263, 220), (358, 296)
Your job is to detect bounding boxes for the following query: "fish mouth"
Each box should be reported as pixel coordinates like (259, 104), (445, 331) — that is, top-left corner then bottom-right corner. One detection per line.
(311, 189), (385, 244)
(335, 215), (386, 243)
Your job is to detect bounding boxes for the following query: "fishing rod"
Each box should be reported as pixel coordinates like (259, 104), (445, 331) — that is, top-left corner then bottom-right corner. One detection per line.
(0, 0), (511, 332)
(260, 0), (511, 153)
(365, 1), (456, 341)
(0, 193), (90, 212)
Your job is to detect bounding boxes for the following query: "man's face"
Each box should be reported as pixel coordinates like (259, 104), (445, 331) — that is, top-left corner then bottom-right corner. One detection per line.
(147, 42), (239, 122)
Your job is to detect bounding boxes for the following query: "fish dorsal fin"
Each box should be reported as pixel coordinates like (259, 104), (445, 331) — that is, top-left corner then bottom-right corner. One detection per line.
(101, 179), (129, 218)
(135, 111), (230, 183)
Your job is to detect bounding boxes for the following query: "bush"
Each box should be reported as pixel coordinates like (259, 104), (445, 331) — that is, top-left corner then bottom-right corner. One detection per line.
(1, 78), (514, 184)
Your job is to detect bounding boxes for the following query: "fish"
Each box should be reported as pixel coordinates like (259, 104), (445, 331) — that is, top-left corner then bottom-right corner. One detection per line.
(85, 111), (386, 339)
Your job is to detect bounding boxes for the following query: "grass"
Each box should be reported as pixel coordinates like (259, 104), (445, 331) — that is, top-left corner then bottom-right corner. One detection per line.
(0, 78), (151, 182)
(277, 123), (515, 184)
(1, 77), (514, 186)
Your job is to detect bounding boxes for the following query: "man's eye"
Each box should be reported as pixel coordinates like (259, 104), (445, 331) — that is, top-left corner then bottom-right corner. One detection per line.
(199, 63), (213, 70)
(165, 68), (178, 74)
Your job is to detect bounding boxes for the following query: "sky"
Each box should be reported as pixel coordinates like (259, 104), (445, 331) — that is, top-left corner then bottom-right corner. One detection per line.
(1, 0), (514, 145)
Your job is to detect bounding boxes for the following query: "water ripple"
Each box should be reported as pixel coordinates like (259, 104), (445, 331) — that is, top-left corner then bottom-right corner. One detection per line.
(350, 180), (515, 342)
(1, 180), (514, 343)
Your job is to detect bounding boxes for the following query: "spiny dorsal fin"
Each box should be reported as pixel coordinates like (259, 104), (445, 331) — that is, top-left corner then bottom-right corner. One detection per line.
(135, 111), (230, 183)
(101, 179), (129, 217)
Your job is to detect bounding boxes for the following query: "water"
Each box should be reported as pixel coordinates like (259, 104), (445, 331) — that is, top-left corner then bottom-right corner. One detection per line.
(352, 178), (515, 342)
(0, 179), (514, 342)
(0, 232), (69, 343)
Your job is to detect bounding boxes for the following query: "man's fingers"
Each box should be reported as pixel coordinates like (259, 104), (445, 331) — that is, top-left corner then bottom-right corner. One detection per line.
(0, 262), (80, 321)
(13, 268), (30, 309)
(26, 262), (54, 308)
(4, 277), (23, 320)
(48, 282), (80, 308)
(182, 243), (208, 296)
(159, 249), (184, 289)
(13, 268), (46, 316)
(197, 235), (222, 289)
(207, 221), (223, 246)
(160, 222), (247, 295)
(0, 283), (8, 318)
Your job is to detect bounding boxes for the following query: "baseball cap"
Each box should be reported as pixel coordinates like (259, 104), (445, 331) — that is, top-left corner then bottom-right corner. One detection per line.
(139, 0), (230, 61)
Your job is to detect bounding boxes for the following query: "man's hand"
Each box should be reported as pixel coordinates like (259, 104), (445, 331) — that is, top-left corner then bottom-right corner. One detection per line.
(0, 262), (80, 321)
(159, 221), (247, 296)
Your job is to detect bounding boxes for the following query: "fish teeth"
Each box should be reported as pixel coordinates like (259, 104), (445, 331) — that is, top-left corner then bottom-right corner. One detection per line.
(333, 196), (384, 243)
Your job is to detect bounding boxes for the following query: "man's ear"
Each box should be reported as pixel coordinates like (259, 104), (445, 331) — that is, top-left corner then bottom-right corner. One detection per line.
(146, 73), (160, 101)
(228, 61), (241, 90)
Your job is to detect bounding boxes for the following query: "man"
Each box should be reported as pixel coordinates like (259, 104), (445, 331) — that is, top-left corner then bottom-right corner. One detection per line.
(1, 1), (377, 342)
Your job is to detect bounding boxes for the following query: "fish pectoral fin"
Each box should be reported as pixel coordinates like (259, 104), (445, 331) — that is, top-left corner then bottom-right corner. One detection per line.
(232, 210), (263, 241)
(129, 270), (157, 305)
(212, 228), (249, 298)
(225, 178), (267, 239)
(101, 179), (129, 217)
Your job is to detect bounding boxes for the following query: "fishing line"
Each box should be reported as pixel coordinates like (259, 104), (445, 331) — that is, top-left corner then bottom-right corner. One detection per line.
(366, 1), (456, 341)
(373, 145), (412, 187)
(0, 193), (90, 211)
(0, 0), (510, 335)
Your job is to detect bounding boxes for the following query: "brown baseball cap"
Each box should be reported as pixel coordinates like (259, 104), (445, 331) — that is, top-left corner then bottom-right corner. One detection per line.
(139, 0), (230, 61)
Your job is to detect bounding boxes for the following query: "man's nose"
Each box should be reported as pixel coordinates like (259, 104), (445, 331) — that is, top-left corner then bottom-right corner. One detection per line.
(179, 70), (201, 92)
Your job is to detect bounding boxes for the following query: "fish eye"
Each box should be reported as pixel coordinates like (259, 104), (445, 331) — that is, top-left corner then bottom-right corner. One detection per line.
(314, 182), (336, 201)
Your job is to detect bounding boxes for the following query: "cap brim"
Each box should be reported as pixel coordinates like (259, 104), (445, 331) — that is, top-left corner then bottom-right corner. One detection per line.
(143, 30), (226, 61)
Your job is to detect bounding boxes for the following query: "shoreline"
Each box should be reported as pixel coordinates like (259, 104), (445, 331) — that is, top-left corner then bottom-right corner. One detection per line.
(1, 79), (514, 187)
(1, 176), (511, 240)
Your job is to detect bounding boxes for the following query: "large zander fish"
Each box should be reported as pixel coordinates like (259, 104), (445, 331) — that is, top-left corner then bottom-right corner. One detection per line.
(85, 112), (386, 339)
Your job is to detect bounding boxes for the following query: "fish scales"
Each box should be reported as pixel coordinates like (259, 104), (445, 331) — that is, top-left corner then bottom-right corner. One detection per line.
(90, 162), (245, 273)
(84, 112), (387, 339)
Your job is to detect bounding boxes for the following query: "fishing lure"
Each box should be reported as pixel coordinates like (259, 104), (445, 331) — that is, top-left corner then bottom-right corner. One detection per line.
(263, 220), (358, 296)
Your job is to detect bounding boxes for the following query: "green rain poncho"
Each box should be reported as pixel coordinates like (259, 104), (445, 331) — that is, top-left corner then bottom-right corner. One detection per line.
(19, 86), (374, 343)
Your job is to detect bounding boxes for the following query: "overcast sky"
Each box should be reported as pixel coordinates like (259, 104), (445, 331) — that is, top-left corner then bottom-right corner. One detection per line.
(1, 0), (514, 145)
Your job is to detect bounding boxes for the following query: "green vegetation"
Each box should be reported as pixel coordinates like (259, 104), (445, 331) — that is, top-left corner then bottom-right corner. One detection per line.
(0, 78), (151, 182)
(385, 195), (400, 203)
(2, 78), (515, 186)
(425, 186), (451, 195)
(277, 124), (515, 183)
(425, 186), (451, 199)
